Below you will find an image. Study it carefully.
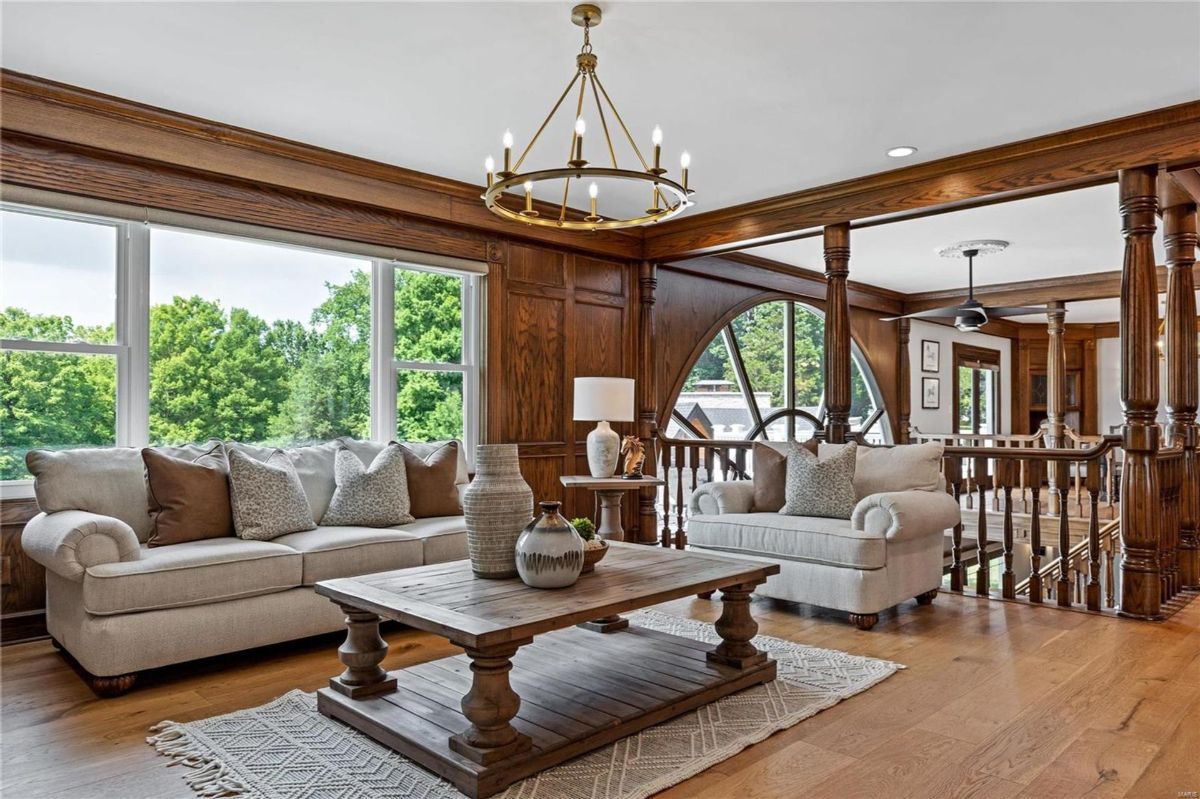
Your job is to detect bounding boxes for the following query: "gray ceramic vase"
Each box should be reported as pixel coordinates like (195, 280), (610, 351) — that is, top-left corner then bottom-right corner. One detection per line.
(515, 501), (585, 589)
(463, 444), (534, 579)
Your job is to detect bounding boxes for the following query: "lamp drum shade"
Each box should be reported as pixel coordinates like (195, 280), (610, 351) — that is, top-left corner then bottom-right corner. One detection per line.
(574, 378), (635, 422)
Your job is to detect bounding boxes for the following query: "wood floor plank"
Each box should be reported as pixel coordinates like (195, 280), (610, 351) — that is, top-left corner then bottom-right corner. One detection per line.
(3, 592), (1198, 799)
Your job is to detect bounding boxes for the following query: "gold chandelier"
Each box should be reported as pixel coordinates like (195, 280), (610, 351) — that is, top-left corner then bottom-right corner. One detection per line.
(481, 4), (694, 232)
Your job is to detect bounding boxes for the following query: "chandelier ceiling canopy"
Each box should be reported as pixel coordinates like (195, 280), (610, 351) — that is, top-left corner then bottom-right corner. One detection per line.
(481, 4), (695, 232)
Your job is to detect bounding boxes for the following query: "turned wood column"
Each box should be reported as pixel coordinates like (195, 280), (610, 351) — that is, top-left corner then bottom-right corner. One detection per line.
(707, 581), (768, 668)
(1118, 165), (1164, 620)
(1162, 181), (1199, 589)
(329, 605), (397, 698)
(450, 639), (533, 765)
(824, 223), (852, 444)
(1045, 301), (1067, 448)
(898, 317), (912, 443)
(636, 261), (659, 545)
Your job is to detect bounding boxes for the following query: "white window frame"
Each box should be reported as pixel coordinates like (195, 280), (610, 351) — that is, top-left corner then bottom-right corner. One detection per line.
(1, 201), (483, 495)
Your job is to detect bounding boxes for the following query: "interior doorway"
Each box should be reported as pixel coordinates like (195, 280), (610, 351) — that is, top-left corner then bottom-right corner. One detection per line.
(953, 343), (1001, 434)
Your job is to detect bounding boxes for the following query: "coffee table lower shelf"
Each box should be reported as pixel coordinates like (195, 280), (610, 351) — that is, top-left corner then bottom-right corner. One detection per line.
(317, 623), (777, 798)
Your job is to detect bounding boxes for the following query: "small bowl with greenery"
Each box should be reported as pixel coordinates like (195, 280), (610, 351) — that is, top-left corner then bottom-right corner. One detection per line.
(572, 517), (608, 573)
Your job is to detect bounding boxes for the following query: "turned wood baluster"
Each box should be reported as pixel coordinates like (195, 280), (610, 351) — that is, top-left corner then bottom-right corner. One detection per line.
(660, 444), (672, 547)
(1086, 462), (1103, 611)
(704, 447), (715, 486)
(897, 317), (911, 443)
(823, 223), (852, 444)
(674, 445), (685, 548)
(997, 459), (1017, 599)
(975, 456), (992, 596)
(450, 639), (532, 765)
(1027, 458), (1045, 604)
(1055, 461), (1073, 607)
(946, 456), (965, 592)
(329, 605), (397, 699)
(1118, 165), (1164, 620)
(721, 446), (730, 481)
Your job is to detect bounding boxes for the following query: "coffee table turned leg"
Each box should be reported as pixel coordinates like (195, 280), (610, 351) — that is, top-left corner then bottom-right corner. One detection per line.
(707, 582), (768, 669)
(329, 605), (397, 699)
(578, 614), (629, 633)
(450, 640), (533, 765)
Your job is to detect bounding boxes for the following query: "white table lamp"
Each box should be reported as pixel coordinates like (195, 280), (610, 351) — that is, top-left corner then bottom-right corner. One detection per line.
(574, 377), (635, 478)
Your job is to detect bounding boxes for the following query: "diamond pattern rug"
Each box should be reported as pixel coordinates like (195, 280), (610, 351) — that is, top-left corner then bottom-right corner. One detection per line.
(148, 608), (902, 799)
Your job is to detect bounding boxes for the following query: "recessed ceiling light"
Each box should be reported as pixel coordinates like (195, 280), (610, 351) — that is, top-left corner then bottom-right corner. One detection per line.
(886, 145), (918, 158)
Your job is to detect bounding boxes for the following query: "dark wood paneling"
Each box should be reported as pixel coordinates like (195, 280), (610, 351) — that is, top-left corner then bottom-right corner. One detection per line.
(574, 256), (625, 296)
(0, 70), (643, 259)
(644, 101), (1200, 259)
(1, 498), (45, 644)
(502, 292), (566, 445)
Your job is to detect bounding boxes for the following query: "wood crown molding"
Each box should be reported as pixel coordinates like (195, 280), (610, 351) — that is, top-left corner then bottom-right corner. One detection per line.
(0, 69), (644, 260)
(642, 101), (1200, 260)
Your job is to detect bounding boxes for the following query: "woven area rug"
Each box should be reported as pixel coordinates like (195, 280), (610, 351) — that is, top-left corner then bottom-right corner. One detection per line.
(148, 609), (903, 799)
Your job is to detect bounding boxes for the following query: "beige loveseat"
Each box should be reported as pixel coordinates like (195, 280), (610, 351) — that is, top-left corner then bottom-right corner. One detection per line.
(21, 438), (469, 694)
(687, 442), (962, 630)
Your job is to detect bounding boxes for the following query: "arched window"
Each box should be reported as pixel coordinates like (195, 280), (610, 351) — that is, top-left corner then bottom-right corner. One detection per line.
(670, 300), (889, 443)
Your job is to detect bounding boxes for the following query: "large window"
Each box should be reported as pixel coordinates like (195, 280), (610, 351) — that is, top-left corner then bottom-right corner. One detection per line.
(0, 203), (482, 487)
(671, 300), (887, 443)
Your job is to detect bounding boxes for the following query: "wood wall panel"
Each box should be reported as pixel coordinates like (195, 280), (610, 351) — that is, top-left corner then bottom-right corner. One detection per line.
(1, 498), (44, 642)
(574, 256), (625, 296)
(502, 292), (566, 445)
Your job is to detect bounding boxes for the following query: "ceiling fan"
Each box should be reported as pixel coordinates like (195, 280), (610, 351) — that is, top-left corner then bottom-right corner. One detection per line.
(883, 240), (1055, 332)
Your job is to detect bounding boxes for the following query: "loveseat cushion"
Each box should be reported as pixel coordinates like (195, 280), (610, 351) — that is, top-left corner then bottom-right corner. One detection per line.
(818, 441), (944, 499)
(26, 447), (154, 541)
(687, 513), (886, 570)
(271, 525), (424, 584)
(83, 538), (301, 615)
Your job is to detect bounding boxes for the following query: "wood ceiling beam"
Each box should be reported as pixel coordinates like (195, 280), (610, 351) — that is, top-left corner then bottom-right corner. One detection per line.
(643, 101), (1200, 261)
(0, 69), (645, 260)
(901, 266), (1191, 313)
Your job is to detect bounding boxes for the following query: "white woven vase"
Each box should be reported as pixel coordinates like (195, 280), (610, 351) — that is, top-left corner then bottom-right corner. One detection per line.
(463, 444), (534, 579)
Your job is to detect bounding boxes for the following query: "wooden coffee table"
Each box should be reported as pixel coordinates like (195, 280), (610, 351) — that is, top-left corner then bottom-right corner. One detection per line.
(314, 543), (780, 799)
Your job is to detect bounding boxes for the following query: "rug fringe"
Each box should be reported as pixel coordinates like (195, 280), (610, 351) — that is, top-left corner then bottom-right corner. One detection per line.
(148, 721), (248, 798)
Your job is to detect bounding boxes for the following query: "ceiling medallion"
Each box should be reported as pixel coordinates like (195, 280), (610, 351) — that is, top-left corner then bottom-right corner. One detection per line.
(480, 4), (695, 232)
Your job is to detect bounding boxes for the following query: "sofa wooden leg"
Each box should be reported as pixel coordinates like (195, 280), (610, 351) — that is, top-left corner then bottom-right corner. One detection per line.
(49, 637), (63, 651)
(915, 589), (938, 606)
(849, 613), (879, 631)
(697, 590), (716, 600)
(88, 673), (138, 698)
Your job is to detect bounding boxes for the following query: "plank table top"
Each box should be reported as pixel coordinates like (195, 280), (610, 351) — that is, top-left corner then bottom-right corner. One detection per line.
(315, 542), (778, 649)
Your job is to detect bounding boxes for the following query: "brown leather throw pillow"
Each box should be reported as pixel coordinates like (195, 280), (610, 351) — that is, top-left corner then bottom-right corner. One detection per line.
(143, 445), (234, 547)
(398, 441), (463, 518)
(751, 442), (787, 512)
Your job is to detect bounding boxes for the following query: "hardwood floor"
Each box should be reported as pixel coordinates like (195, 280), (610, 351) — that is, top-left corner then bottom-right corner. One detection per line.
(2, 592), (1197, 799)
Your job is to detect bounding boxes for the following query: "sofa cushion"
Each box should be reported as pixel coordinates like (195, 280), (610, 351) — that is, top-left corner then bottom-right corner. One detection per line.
(400, 516), (469, 564)
(271, 525), (424, 584)
(228, 449), (317, 540)
(686, 513), (886, 570)
(783, 442), (858, 520)
(819, 441), (944, 499)
(143, 445), (233, 547)
(26, 447), (154, 541)
(83, 538), (301, 615)
(321, 444), (415, 528)
(751, 442), (787, 513)
(400, 441), (463, 518)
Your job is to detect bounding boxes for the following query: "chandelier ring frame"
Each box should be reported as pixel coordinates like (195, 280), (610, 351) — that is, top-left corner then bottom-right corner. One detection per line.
(482, 167), (693, 231)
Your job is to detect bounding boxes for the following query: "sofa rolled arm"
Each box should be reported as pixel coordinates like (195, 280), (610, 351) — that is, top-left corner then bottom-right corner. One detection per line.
(851, 490), (962, 542)
(689, 481), (755, 516)
(22, 511), (141, 581)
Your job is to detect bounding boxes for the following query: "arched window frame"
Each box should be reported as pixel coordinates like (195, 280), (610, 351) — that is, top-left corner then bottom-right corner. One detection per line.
(672, 299), (891, 443)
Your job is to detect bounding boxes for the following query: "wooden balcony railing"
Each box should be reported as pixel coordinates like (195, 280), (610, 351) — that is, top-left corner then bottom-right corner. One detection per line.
(654, 421), (1193, 617)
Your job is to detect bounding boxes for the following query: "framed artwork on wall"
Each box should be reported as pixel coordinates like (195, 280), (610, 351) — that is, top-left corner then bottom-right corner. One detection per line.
(921, 340), (940, 373)
(922, 377), (940, 410)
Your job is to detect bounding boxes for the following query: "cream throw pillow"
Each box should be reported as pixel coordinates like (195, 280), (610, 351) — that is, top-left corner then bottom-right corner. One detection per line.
(228, 448), (317, 540)
(321, 443), (416, 528)
(818, 441), (944, 499)
(782, 441), (858, 520)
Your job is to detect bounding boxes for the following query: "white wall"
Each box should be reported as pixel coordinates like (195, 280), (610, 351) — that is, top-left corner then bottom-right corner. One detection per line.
(907, 320), (1013, 436)
(1097, 336), (1123, 435)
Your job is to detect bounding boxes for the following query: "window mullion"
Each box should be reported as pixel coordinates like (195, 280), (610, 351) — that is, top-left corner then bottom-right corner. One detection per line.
(117, 221), (150, 448)
(370, 259), (397, 442)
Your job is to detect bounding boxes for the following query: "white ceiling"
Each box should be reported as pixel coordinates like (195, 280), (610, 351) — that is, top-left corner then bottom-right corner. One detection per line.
(750, 183), (1169, 294)
(1006, 293), (1200, 325)
(2, 1), (1198, 217)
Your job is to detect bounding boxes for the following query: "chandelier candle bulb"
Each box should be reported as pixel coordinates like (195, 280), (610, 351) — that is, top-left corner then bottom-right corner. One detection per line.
(502, 130), (514, 175)
(587, 181), (599, 221)
(680, 151), (691, 191)
(485, 156), (495, 187)
(520, 180), (539, 218)
(651, 125), (663, 173)
(571, 117), (587, 167)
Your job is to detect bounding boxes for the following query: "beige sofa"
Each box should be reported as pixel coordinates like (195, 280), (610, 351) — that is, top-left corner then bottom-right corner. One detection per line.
(686, 442), (962, 630)
(21, 438), (469, 695)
